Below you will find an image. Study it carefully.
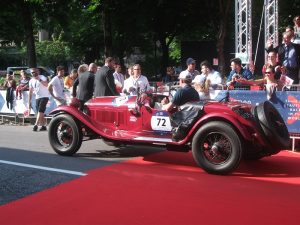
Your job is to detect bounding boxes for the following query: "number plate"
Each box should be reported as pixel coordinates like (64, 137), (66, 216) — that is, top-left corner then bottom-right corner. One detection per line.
(151, 111), (172, 131)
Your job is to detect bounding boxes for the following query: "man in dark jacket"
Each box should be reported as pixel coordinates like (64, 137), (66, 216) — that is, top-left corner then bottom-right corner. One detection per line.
(266, 31), (300, 84)
(94, 57), (119, 97)
(72, 64), (96, 111)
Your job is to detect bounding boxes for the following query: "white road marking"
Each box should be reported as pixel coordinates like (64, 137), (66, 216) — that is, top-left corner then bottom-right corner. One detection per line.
(0, 160), (87, 176)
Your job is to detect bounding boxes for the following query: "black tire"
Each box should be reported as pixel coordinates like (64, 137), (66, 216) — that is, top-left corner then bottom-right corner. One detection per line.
(192, 121), (243, 175)
(255, 101), (290, 150)
(48, 114), (82, 156)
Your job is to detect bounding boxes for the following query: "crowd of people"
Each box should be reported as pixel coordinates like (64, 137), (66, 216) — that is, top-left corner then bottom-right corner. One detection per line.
(3, 15), (300, 131)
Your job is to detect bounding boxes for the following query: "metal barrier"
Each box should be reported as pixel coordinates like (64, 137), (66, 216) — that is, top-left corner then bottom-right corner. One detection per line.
(290, 133), (300, 151)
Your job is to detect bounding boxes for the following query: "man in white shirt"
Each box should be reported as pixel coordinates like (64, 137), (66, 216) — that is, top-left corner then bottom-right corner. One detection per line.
(113, 63), (124, 93)
(179, 57), (200, 80)
(28, 68), (50, 131)
(48, 65), (66, 106)
(123, 64), (150, 95)
(193, 60), (222, 89)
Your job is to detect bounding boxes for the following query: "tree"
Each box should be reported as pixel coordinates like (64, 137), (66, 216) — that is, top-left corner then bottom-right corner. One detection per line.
(21, 0), (37, 67)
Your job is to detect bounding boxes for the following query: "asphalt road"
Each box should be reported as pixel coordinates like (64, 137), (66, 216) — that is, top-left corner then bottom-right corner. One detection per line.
(0, 124), (162, 205)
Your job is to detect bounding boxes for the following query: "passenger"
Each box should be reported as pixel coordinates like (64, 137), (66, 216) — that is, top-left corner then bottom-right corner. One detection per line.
(226, 57), (254, 87)
(28, 68), (50, 131)
(161, 71), (200, 112)
(193, 60), (222, 89)
(72, 64), (94, 111)
(16, 70), (30, 100)
(48, 66), (67, 106)
(94, 57), (119, 97)
(123, 64), (150, 95)
(179, 58), (200, 80)
(64, 69), (78, 89)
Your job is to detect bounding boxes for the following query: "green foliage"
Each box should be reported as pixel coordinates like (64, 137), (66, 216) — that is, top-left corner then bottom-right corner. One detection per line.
(0, 47), (25, 69)
(1, 0), (299, 74)
(35, 38), (71, 68)
(169, 38), (181, 64)
(0, 77), (6, 88)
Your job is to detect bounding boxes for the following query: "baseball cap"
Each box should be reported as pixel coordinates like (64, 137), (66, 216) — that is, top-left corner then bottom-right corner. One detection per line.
(193, 74), (206, 84)
(186, 57), (196, 65)
(179, 70), (193, 80)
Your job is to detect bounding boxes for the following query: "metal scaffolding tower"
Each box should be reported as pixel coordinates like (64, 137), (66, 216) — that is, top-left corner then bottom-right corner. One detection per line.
(235, 0), (252, 64)
(235, 0), (278, 64)
(264, 0), (279, 59)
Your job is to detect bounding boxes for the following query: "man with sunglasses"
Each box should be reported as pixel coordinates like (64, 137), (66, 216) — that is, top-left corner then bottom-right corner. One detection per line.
(28, 68), (50, 131)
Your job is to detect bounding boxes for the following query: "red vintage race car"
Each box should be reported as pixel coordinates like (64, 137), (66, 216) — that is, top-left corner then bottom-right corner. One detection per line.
(48, 91), (290, 175)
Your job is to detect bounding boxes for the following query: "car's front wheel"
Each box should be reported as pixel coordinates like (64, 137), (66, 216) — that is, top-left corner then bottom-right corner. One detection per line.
(48, 114), (82, 156)
(192, 121), (242, 175)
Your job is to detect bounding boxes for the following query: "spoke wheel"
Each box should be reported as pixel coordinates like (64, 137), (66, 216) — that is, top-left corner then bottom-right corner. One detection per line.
(48, 114), (82, 156)
(192, 121), (242, 175)
(202, 132), (232, 164)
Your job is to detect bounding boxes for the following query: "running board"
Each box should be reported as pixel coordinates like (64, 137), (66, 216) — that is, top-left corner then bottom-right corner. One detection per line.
(133, 137), (173, 143)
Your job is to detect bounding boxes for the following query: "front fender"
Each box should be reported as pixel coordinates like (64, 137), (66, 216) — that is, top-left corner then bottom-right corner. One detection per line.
(49, 106), (102, 136)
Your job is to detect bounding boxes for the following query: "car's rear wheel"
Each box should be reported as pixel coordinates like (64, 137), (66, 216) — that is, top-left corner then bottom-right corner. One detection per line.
(48, 114), (82, 156)
(192, 121), (242, 175)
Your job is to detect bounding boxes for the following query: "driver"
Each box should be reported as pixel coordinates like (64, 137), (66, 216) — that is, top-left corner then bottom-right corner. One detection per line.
(122, 64), (150, 95)
(161, 71), (200, 111)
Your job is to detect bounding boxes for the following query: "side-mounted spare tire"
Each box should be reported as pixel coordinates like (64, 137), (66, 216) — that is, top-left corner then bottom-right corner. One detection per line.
(255, 101), (290, 151)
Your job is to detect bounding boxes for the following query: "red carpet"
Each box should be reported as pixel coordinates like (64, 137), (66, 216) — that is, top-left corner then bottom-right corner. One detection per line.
(1, 150), (300, 225)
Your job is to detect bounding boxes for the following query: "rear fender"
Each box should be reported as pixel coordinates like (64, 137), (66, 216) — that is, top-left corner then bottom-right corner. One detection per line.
(187, 113), (254, 143)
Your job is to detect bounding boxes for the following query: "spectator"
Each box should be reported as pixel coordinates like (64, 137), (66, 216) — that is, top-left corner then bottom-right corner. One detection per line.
(4, 73), (16, 110)
(48, 66), (66, 106)
(237, 67), (283, 99)
(193, 75), (211, 100)
(124, 64), (134, 79)
(94, 57), (119, 97)
(293, 15), (300, 43)
(161, 71), (199, 111)
(285, 25), (300, 44)
(226, 57), (254, 86)
(193, 60), (222, 89)
(72, 64), (94, 111)
(237, 66), (281, 87)
(16, 70), (30, 100)
(179, 58), (200, 80)
(28, 68), (50, 131)
(163, 66), (177, 83)
(88, 63), (98, 75)
(262, 50), (282, 80)
(266, 31), (300, 84)
(113, 62), (125, 94)
(123, 64), (150, 95)
(64, 69), (78, 89)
